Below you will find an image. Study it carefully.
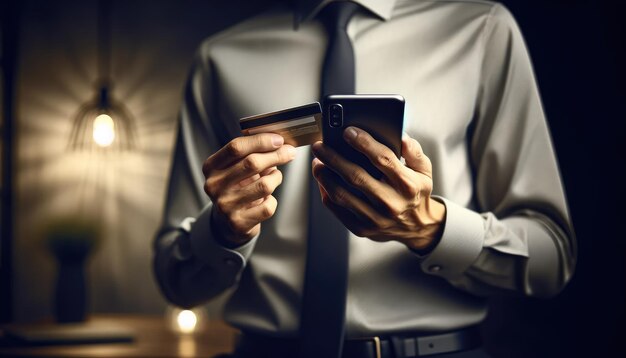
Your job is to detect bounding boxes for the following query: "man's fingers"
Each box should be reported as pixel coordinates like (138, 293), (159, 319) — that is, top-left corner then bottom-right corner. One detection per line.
(219, 195), (278, 237)
(241, 195), (278, 224)
(215, 169), (283, 213)
(223, 145), (295, 184)
(204, 133), (285, 173)
(203, 135), (287, 243)
(238, 174), (261, 188)
(342, 127), (433, 199)
(402, 136), (432, 177)
(341, 127), (422, 198)
(311, 142), (388, 201)
(260, 166), (278, 176)
(237, 166), (277, 188)
(236, 169), (283, 205)
(313, 162), (384, 226)
(341, 126), (405, 181)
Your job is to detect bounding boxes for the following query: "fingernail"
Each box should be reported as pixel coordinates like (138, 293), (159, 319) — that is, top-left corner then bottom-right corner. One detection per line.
(344, 127), (358, 141)
(272, 135), (284, 147)
(311, 142), (321, 153)
(286, 145), (296, 158)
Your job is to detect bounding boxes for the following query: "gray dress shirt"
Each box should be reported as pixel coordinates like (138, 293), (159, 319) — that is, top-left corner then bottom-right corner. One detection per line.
(153, 0), (576, 338)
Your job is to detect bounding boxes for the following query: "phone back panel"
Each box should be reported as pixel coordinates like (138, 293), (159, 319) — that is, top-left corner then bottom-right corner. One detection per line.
(322, 95), (405, 180)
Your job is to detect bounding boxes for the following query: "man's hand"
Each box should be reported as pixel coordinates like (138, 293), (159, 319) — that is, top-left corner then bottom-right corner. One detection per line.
(311, 127), (445, 252)
(203, 134), (296, 246)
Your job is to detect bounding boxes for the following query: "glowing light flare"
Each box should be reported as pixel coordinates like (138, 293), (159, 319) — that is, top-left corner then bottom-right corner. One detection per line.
(92, 114), (116, 147)
(176, 310), (198, 334)
(178, 335), (197, 357)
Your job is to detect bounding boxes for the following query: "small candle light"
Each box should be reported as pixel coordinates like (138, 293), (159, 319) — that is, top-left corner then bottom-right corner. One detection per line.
(166, 306), (207, 335)
(177, 310), (197, 334)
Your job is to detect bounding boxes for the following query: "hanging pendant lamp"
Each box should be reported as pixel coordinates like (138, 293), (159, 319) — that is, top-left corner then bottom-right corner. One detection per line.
(68, 0), (136, 151)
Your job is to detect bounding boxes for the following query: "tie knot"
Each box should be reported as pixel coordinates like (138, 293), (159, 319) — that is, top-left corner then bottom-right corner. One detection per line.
(318, 1), (360, 33)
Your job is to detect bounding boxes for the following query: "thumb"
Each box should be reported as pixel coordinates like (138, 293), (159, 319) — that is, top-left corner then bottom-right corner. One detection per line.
(402, 136), (432, 178)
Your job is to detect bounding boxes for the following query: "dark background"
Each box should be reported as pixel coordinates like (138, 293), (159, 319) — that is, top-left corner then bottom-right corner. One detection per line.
(483, 0), (626, 356)
(2, 0), (625, 357)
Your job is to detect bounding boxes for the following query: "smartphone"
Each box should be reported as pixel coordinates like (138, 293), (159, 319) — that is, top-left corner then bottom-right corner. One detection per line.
(322, 94), (405, 181)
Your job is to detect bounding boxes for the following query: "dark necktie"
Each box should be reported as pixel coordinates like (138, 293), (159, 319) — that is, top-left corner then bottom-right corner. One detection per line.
(299, 2), (360, 358)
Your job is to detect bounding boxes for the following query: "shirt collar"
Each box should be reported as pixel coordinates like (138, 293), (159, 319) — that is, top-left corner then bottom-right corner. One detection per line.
(293, 0), (397, 29)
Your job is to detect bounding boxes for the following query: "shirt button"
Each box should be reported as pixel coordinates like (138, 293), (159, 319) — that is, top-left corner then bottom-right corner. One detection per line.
(428, 265), (442, 273)
(224, 258), (237, 266)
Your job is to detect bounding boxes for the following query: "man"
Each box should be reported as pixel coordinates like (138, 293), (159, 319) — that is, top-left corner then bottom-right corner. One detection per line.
(153, 0), (576, 357)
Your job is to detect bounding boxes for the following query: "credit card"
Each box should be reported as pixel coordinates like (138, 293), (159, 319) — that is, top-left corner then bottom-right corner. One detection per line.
(239, 102), (322, 147)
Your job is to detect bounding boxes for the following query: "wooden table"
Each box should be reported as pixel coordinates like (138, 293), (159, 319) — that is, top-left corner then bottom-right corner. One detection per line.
(0, 314), (238, 357)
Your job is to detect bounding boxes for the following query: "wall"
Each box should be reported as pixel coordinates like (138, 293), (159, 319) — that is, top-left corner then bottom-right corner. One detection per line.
(14, 0), (266, 322)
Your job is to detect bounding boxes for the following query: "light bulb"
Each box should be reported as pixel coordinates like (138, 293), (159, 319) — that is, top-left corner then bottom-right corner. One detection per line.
(92, 113), (115, 147)
(176, 310), (198, 334)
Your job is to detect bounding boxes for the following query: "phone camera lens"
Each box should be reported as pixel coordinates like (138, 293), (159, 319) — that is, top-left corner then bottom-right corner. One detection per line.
(329, 104), (343, 128)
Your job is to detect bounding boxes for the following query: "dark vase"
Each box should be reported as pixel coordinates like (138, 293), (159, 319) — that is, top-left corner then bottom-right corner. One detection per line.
(54, 258), (87, 323)
(49, 236), (93, 323)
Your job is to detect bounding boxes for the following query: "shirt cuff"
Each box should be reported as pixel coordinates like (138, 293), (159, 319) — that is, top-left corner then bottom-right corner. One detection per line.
(189, 203), (258, 267)
(419, 196), (485, 280)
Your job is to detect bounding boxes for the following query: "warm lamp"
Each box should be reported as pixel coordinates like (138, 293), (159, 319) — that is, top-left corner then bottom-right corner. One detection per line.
(68, 82), (135, 151)
(68, 0), (136, 151)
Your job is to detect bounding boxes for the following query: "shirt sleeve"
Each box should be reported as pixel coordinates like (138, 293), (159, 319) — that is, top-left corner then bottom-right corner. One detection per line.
(153, 46), (258, 309)
(419, 3), (576, 298)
